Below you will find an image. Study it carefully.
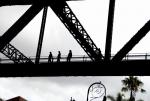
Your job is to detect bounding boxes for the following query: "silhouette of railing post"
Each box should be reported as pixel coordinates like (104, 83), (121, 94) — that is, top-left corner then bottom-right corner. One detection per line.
(126, 54), (128, 60)
(83, 55), (85, 62)
(145, 53), (147, 60)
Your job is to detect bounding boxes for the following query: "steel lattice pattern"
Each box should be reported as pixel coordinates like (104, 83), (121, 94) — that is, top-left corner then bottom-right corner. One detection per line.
(1, 43), (33, 64)
(50, 2), (103, 61)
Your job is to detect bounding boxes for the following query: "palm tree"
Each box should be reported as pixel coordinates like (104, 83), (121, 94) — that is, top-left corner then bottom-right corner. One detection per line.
(107, 93), (128, 101)
(0, 98), (4, 101)
(121, 76), (146, 101)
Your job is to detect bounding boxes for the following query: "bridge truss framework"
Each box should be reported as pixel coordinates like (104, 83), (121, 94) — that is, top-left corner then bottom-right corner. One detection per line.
(0, 0), (150, 64)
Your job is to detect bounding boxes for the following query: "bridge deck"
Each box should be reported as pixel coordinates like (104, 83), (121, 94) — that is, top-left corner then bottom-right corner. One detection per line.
(0, 54), (149, 76)
(0, 60), (149, 77)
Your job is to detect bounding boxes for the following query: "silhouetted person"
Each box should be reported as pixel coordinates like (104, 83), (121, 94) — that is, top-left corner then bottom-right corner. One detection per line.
(48, 52), (53, 63)
(57, 51), (61, 62)
(67, 50), (72, 62)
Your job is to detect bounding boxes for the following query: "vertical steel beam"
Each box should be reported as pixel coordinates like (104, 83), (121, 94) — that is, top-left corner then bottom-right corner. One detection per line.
(35, 6), (48, 64)
(104, 0), (116, 62)
(0, 5), (43, 51)
(112, 20), (150, 62)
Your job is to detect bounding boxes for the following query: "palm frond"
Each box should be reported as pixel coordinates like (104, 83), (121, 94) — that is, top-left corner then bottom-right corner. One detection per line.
(121, 87), (128, 92)
(141, 89), (146, 93)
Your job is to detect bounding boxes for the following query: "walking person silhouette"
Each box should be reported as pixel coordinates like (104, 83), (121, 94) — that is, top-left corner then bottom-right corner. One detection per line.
(48, 52), (53, 63)
(67, 50), (72, 62)
(57, 51), (61, 62)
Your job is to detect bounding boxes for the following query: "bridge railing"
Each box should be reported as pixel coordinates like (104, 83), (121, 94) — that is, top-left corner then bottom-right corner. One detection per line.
(1, 53), (150, 64)
(0, 55), (92, 64)
(36, 55), (92, 63)
(111, 53), (150, 60)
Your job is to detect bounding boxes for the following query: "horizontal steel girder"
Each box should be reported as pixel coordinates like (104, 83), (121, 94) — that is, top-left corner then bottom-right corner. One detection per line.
(0, 0), (81, 7)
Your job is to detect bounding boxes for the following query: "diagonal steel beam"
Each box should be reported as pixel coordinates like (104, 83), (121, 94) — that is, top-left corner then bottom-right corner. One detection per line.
(112, 20), (150, 62)
(1, 43), (34, 64)
(50, 2), (103, 62)
(0, 5), (43, 51)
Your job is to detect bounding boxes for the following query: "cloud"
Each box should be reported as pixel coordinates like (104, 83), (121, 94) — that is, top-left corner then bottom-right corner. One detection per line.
(0, 76), (149, 101)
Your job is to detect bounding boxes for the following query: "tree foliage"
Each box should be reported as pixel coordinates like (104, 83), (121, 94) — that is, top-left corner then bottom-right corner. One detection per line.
(121, 76), (146, 101)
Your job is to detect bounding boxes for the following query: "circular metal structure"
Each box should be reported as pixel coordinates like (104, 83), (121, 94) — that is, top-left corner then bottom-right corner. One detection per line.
(87, 81), (106, 101)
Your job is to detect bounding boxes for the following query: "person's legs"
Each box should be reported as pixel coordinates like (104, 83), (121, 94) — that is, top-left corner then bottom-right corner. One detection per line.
(68, 57), (71, 62)
(57, 58), (60, 62)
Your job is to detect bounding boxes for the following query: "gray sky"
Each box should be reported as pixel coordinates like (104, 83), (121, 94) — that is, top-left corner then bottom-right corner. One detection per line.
(1, 0), (150, 58)
(0, 76), (149, 101)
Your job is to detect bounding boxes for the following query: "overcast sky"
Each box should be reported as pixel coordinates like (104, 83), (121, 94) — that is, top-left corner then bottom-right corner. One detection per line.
(1, 0), (150, 59)
(0, 76), (149, 101)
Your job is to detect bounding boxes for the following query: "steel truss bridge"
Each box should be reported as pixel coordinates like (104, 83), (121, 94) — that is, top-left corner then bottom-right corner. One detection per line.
(0, 0), (150, 64)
